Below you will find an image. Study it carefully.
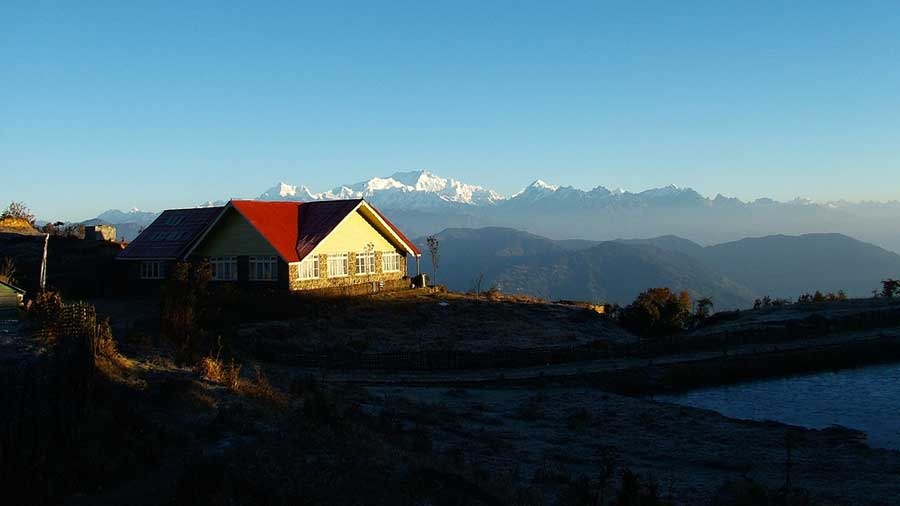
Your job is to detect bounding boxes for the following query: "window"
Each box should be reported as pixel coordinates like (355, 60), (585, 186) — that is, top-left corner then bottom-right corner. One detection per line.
(327, 253), (349, 278)
(140, 260), (165, 279)
(210, 256), (237, 281)
(297, 256), (319, 280)
(249, 256), (278, 281)
(382, 251), (401, 273)
(151, 231), (167, 241)
(356, 251), (376, 275)
(166, 230), (185, 241)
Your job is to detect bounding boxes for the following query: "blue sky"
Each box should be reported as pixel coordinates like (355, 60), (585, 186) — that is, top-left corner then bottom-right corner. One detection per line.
(2, 1), (900, 220)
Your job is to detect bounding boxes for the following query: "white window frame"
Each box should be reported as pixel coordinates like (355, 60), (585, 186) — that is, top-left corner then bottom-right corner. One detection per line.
(382, 251), (401, 273)
(249, 256), (278, 281)
(209, 256), (238, 281)
(297, 256), (320, 280)
(356, 251), (376, 275)
(140, 260), (165, 280)
(327, 253), (349, 278)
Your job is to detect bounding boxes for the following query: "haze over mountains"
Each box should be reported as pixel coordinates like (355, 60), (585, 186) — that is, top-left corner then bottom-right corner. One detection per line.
(74, 170), (900, 307)
(85, 170), (900, 255)
(419, 229), (900, 309)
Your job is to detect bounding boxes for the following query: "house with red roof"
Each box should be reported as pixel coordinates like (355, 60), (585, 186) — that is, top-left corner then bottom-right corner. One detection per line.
(117, 199), (421, 293)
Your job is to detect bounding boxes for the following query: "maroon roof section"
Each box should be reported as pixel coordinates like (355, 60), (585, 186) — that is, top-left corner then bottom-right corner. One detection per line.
(295, 199), (363, 262)
(118, 207), (223, 260)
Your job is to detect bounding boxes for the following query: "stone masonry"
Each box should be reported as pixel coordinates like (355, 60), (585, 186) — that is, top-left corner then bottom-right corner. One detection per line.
(288, 251), (409, 291)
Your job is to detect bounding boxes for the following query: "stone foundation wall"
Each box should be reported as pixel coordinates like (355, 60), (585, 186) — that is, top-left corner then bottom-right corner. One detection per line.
(288, 251), (408, 292)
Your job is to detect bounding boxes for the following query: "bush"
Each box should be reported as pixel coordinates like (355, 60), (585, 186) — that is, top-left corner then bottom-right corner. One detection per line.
(619, 288), (692, 337)
(1, 201), (35, 225)
(161, 261), (212, 361)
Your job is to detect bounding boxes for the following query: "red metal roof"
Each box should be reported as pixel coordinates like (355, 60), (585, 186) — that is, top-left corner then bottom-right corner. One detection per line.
(230, 200), (303, 262)
(118, 207), (223, 260)
(231, 199), (419, 262)
(119, 200), (419, 263)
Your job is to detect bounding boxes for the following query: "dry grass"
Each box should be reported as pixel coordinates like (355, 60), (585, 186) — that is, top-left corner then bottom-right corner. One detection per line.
(198, 354), (288, 407)
(238, 289), (636, 355)
(197, 353), (241, 389)
(237, 364), (289, 406)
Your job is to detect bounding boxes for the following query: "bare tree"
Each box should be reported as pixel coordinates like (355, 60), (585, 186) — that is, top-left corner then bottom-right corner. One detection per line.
(471, 272), (484, 298)
(426, 235), (440, 287)
(1, 202), (35, 225)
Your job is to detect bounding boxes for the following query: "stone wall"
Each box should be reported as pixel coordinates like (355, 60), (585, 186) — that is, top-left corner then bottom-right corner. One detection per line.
(288, 251), (408, 292)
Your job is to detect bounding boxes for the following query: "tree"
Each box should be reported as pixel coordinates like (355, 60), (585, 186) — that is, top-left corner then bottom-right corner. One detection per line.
(1, 202), (35, 225)
(882, 279), (900, 298)
(695, 297), (714, 320)
(426, 235), (440, 286)
(620, 287), (692, 337)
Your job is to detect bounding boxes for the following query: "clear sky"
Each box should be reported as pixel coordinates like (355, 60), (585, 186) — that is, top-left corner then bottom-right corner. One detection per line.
(2, 1), (900, 220)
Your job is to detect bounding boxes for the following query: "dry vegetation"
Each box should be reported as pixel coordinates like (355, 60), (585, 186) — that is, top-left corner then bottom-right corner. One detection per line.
(5, 283), (900, 505)
(237, 290), (636, 355)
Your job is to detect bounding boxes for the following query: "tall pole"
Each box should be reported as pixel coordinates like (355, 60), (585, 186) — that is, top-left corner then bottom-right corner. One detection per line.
(39, 233), (49, 291)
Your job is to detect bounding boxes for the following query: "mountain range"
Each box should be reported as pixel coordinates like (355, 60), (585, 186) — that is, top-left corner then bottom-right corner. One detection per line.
(417, 228), (900, 309)
(85, 170), (900, 255)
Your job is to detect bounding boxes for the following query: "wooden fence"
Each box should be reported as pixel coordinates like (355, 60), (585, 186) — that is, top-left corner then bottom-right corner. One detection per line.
(0, 301), (103, 501)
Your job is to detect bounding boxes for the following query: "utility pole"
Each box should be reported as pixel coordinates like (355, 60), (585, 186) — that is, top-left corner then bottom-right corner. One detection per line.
(39, 233), (49, 291)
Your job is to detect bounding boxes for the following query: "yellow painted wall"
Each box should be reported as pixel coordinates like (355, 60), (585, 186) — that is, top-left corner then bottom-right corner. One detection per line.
(193, 208), (278, 257)
(310, 209), (399, 256)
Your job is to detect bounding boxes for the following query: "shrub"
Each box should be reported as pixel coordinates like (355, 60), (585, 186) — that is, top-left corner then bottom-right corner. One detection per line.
(161, 261), (212, 361)
(197, 354), (241, 390)
(1, 201), (35, 225)
(620, 288), (692, 337)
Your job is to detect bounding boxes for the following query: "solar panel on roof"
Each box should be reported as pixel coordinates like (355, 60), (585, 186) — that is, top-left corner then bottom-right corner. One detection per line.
(118, 206), (223, 260)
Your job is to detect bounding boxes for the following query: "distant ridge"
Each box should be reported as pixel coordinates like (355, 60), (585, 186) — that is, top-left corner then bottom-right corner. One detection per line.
(416, 228), (900, 308)
(79, 169), (900, 252)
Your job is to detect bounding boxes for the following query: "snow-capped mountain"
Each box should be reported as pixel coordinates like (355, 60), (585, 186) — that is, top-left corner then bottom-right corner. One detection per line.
(82, 169), (900, 253)
(257, 170), (505, 209)
(93, 208), (160, 226)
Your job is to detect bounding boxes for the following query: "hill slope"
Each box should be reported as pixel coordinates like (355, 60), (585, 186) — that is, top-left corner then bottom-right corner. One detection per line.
(697, 234), (900, 299)
(418, 228), (754, 308)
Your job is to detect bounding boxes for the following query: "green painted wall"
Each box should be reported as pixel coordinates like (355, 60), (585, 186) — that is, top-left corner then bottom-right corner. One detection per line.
(193, 208), (278, 257)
